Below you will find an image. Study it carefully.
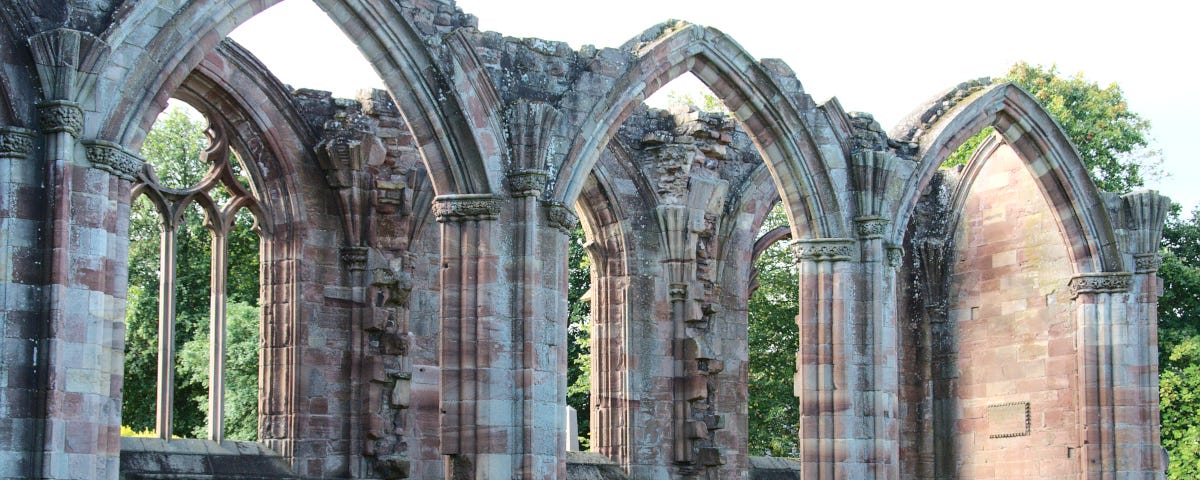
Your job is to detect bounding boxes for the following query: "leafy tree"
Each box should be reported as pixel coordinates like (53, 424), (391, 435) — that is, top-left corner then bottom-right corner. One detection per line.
(944, 62), (1158, 194)
(1158, 208), (1200, 479)
(123, 104), (260, 439)
(747, 203), (799, 456)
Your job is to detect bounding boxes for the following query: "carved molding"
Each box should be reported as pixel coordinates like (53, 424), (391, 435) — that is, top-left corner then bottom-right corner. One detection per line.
(1134, 253), (1162, 274)
(83, 139), (144, 181)
(0, 127), (36, 159)
(432, 194), (501, 222)
(341, 246), (369, 271)
(507, 169), (548, 197)
(1068, 272), (1133, 298)
(38, 100), (84, 137)
(543, 201), (577, 235)
(792, 238), (856, 262)
(854, 216), (889, 239)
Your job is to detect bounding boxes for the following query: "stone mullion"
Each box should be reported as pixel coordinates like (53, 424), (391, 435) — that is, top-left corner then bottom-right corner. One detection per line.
(793, 239), (854, 480)
(1070, 273), (1132, 478)
(207, 225), (229, 442)
(155, 220), (179, 439)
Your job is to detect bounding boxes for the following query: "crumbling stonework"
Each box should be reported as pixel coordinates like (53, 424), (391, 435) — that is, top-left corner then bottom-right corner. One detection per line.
(0, 1), (1169, 479)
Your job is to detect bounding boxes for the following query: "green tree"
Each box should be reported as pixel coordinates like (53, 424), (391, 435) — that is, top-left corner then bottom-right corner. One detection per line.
(747, 203), (798, 456)
(945, 62), (1157, 194)
(1158, 208), (1200, 479)
(566, 227), (592, 449)
(123, 103), (260, 439)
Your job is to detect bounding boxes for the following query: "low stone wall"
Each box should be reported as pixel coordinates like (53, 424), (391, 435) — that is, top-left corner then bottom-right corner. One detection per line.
(119, 437), (297, 479)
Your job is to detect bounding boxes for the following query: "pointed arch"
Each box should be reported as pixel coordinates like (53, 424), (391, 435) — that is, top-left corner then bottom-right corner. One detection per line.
(553, 22), (846, 239)
(96, 0), (495, 197)
(894, 83), (1121, 273)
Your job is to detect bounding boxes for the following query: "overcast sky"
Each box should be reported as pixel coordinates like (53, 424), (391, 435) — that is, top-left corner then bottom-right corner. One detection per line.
(230, 0), (1198, 213)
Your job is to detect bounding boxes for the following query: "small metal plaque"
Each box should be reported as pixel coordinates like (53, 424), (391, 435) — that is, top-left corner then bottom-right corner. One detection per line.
(987, 401), (1030, 438)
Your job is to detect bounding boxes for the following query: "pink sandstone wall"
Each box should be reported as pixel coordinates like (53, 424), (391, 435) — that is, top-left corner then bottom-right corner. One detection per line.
(944, 142), (1079, 478)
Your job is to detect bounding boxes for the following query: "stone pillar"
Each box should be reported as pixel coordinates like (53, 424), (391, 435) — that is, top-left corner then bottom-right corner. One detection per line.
(1070, 272), (1137, 478)
(854, 217), (899, 480)
(0, 126), (39, 478)
(792, 238), (856, 480)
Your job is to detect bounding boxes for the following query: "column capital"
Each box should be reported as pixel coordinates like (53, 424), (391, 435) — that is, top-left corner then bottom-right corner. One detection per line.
(1134, 253), (1162, 274)
(0, 126), (36, 159)
(37, 100), (84, 137)
(83, 139), (144, 181)
(1068, 272), (1133, 298)
(543, 201), (577, 235)
(854, 216), (890, 239)
(507, 169), (549, 197)
(886, 245), (905, 269)
(341, 246), (369, 271)
(432, 194), (501, 222)
(791, 238), (856, 262)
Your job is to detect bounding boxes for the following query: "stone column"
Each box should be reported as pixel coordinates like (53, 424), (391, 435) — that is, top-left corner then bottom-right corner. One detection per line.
(792, 238), (856, 480)
(854, 217), (899, 480)
(1070, 272), (1135, 478)
(0, 126), (39, 478)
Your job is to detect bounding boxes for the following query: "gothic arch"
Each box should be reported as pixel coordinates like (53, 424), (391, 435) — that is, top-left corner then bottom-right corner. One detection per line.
(894, 83), (1122, 273)
(96, 0), (494, 197)
(552, 22), (847, 240)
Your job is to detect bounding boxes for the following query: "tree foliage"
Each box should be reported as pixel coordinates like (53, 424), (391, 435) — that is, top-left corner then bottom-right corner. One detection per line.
(944, 62), (1157, 194)
(123, 104), (260, 440)
(747, 204), (799, 456)
(1159, 208), (1200, 479)
(566, 227), (592, 450)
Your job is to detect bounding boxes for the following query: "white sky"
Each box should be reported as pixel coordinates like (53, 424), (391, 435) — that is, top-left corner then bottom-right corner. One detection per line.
(230, 0), (1199, 214)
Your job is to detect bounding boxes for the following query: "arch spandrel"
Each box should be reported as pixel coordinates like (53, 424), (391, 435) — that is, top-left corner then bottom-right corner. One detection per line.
(96, 0), (495, 198)
(895, 82), (1122, 274)
(553, 21), (847, 240)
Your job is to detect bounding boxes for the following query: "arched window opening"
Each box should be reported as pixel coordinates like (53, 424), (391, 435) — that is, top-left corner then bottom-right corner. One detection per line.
(747, 201), (799, 457)
(123, 99), (264, 442)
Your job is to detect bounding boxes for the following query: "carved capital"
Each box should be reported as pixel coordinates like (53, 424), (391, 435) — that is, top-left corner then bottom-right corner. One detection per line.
(341, 246), (369, 271)
(669, 283), (688, 301)
(1068, 272), (1133, 298)
(0, 127), (36, 159)
(1134, 253), (1162, 274)
(432, 194), (501, 222)
(886, 245), (905, 269)
(854, 216), (889, 239)
(83, 139), (144, 181)
(791, 238), (856, 262)
(543, 201), (577, 235)
(38, 100), (84, 137)
(507, 169), (548, 197)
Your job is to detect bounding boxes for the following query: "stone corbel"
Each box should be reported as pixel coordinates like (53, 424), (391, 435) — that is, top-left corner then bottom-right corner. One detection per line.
(83, 139), (145, 181)
(543, 200), (578, 235)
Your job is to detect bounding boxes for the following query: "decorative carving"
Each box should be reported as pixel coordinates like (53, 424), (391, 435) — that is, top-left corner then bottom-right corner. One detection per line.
(432, 194), (501, 222)
(792, 238), (856, 262)
(341, 246), (369, 271)
(83, 140), (144, 181)
(543, 201), (577, 235)
(38, 100), (84, 137)
(987, 402), (1031, 438)
(855, 216), (889, 239)
(886, 245), (905, 269)
(0, 127), (35, 158)
(1134, 253), (1162, 274)
(507, 169), (549, 197)
(1068, 272), (1133, 298)
(669, 283), (688, 301)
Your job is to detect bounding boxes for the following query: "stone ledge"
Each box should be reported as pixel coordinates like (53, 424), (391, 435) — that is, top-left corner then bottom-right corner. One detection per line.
(749, 456), (802, 479)
(119, 437), (299, 480)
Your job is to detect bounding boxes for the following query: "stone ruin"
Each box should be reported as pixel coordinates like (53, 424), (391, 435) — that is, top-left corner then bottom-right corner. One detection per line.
(0, 1), (1170, 479)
